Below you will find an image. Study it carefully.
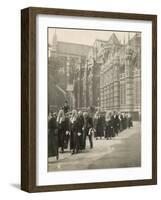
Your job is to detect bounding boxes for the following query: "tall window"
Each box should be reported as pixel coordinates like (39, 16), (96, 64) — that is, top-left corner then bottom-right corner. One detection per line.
(120, 83), (126, 105)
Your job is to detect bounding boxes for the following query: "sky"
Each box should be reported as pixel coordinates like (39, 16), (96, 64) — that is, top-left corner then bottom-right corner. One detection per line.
(48, 27), (138, 46)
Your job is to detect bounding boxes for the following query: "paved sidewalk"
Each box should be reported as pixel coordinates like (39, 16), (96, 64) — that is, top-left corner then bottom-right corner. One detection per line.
(48, 122), (141, 172)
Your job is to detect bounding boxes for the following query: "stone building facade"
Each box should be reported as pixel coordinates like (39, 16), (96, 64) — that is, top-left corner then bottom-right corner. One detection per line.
(48, 30), (141, 119)
(99, 33), (141, 119)
(48, 31), (91, 111)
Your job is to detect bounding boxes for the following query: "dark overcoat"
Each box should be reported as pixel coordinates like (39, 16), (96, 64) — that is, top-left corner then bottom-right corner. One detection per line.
(105, 119), (113, 139)
(63, 117), (70, 149)
(70, 119), (77, 150)
(83, 115), (94, 149)
(75, 116), (84, 150)
(94, 116), (105, 137)
(48, 117), (58, 158)
(111, 115), (120, 136)
(57, 120), (65, 149)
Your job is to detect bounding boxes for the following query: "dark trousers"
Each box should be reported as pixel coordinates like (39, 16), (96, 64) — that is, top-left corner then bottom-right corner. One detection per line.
(76, 135), (82, 153)
(105, 125), (112, 139)
(71, 132), (81, 154)
(59, 132), (65, 152)
(113, 126), (119, 136)
(84, 129), (93, 149)
(119, 121), (123, 132)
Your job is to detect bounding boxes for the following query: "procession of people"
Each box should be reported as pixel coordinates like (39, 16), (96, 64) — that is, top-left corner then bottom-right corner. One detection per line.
(48, 101), (133, 160)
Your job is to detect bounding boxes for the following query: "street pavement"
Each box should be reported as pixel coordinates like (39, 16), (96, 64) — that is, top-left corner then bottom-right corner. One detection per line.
(48, 122), (141, 172)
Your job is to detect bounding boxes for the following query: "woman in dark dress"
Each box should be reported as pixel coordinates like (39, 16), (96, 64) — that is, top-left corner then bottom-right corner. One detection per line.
(48, 112), (59, 160)
(94, 111), (104, 139)
(57, 109), (65, 153)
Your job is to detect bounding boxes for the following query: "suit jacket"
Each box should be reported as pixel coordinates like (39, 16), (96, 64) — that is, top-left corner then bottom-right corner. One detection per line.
(111, 115), (120, 127)
(76, 116), (84, 133)
(84, 116), (93, 130)
(48, 117), (57, 131)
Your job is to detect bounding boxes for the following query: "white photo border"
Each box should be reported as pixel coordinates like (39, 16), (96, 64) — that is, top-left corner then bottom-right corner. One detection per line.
(36, 14), (152, 186)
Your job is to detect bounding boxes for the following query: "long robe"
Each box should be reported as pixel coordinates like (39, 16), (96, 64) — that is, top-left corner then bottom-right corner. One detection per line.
(105, 119), (113, 139)
(57, 119), (65, 151)
(75, 116), (84, 150)
(63, 117), (70, 149)
(94, 116), (105, 138)
(48, 117), (58, 158)
(83, 116), (93, 149)
(70, 118), (77, 151)
(111, 115), (120, 136)
(119, 115), (124, 132)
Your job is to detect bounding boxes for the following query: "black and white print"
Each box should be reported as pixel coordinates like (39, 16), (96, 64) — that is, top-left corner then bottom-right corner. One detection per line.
(47, 28), (141, 172)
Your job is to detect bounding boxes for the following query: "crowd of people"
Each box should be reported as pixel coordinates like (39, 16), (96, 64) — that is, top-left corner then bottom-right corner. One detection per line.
(48, 101), (133, 160)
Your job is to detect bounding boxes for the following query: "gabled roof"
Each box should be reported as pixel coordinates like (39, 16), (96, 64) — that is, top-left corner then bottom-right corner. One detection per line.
(108, 33), (121, 45)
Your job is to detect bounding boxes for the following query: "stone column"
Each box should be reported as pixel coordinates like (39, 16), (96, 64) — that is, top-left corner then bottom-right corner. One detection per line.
(106, 84), (110, 110)
(133, 69), (141, 114)
(113, 56), (120, 111)
(66, 56), (70, 87)
(100, 71), (103, 110)
(88, 68), (94, 107)
(76, 57), (81, 109)
(66, 56), (70, 106)
(125, 47), (133, 112)
(83, 61), (88, 108)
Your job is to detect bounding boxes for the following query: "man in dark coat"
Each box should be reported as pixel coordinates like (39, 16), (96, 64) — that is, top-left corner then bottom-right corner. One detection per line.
(111, 111), (120, 136)
(62, 101), (70, 114)
(118, 113), (124, 132)
(48, 112), (59, 160)
(70, 110), (78, 154)
(64, 113), (70, 149)
(122, 113), (128, 130)
(83, 112), (94, 149)
(105, 112), (113, 140)
(94, 111), (105, 139)
(75, 111), (84, 152)
(57, 110), (66, 153)
(127, 113), (133, 128)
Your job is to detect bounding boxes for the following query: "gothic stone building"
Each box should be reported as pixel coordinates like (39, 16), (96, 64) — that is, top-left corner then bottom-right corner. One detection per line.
(98, 33), (141, 119)
(48, 31), (141, 119)
(48, 32), (91, 111)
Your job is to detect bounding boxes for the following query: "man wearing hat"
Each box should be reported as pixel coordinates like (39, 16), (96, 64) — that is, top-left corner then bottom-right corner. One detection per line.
(62, 100), (70, 114)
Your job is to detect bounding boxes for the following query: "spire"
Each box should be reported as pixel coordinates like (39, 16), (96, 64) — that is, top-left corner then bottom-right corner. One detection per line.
(108, 32), (120, 45)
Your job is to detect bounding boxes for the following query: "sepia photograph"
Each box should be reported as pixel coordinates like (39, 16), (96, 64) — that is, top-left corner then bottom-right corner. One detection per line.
(47, 28), (141, 172)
